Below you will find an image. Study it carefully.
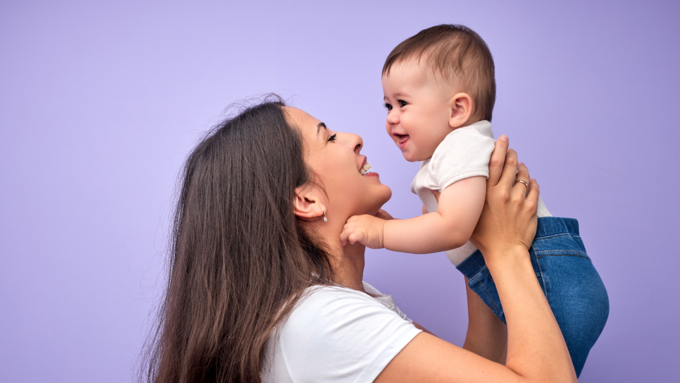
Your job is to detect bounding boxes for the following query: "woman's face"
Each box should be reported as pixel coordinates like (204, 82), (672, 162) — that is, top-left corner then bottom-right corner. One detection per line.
(286, 107), (392, 221)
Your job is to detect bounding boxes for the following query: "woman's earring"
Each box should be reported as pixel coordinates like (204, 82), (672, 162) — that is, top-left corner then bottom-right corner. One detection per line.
(321, 207), (328, 223)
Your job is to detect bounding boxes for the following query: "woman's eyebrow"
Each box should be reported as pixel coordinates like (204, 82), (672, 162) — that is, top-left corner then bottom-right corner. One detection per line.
(316, 122), (327, 134)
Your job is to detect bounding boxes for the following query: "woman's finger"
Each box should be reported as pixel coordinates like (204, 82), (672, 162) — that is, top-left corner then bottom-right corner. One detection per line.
(517, 162), (530, 183)
(487, 135), (509, 187)
(499, 148), (519, 190)
(375, 209), (394, 220)
(514, 162), (531, 196)
(526, 177), (540, 206)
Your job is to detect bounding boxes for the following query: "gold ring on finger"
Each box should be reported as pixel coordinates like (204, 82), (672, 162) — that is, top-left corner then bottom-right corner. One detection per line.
(515, 179), (529, 194)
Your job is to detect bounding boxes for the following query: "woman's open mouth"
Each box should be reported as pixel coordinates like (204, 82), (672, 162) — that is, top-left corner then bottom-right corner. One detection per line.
(360, 162), (372, 175)
(359, 158), (378, 177)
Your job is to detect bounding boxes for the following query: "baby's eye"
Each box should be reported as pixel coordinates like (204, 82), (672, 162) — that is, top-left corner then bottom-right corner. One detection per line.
(327, 133), (337, 142)
(384, 103), (393, 111)
(398, 100), (408, 107)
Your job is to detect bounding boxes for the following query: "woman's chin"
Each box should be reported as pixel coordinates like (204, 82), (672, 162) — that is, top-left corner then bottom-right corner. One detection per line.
(344, 184), (392, 217)
(380, 187), (392, 205)
(368, 187), (392, 215)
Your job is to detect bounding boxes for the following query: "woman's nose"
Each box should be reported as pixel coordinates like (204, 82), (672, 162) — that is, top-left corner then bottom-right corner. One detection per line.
(346, 132), (363, 154)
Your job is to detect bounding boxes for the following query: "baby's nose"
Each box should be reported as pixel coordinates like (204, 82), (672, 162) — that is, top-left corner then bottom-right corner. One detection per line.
(386, 111), (399, 124)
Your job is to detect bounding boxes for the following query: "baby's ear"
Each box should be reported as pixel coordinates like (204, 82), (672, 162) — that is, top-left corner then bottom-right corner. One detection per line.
(448, 93), (473, 128)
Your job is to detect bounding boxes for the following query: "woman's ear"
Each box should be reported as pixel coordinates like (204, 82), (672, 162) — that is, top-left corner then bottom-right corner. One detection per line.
(293, 186), (325, 221)
(449, 93), (473, 128)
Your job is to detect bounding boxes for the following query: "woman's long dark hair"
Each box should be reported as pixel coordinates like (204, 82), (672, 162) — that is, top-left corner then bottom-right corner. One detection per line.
(141, 95), (334, 382)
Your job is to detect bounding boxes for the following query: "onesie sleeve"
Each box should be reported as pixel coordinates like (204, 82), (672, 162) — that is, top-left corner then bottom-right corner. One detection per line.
(430, 128), (496, 191)
(277, 286), (422, 383)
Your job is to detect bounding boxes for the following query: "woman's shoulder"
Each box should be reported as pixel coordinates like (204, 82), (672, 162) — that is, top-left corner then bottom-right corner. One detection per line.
(286, 283), (394, 326)
(277, 283), (420, 362)
(263, 283), (421, 382)
(287, 282), (411, 325)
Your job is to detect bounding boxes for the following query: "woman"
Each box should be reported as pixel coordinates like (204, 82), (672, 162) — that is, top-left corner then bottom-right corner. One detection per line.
(142, 96), (577, 382)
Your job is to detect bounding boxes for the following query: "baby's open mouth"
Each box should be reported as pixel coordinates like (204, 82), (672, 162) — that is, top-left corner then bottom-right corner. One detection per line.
(360, 162), (372, 175)
(396, 134), (409, 147)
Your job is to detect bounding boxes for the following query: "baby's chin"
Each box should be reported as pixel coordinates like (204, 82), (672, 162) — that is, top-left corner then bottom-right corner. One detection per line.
(400, 148), (435, 162)
(398, 146), (427, 162)
(401, 152), (424, 162)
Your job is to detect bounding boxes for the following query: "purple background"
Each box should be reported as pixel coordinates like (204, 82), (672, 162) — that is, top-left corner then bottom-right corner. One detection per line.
(1, 1), (678, 381)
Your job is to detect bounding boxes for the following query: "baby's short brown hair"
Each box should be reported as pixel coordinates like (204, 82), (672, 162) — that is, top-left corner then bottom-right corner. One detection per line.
(383, 24), (496, 122)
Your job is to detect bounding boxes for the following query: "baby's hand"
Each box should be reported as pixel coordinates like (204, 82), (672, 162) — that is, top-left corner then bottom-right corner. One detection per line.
(340, 214), (386, 248)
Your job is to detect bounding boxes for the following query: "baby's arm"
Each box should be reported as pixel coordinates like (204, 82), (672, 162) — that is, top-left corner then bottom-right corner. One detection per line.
(340, 176), (486, 252)
(384, 176), (486, 253)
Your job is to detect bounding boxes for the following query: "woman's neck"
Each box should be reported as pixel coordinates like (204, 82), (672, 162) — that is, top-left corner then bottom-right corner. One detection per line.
(330, 242), (367, 292)
(317, 222), (367, 292)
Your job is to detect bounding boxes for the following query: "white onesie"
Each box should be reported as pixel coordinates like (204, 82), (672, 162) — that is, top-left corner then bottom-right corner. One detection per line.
(411, 120), (552, 266)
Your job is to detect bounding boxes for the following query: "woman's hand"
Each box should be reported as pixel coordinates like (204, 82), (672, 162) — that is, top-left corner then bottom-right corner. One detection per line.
(470, 136), (539, 267)
(374, 209), (394, 220)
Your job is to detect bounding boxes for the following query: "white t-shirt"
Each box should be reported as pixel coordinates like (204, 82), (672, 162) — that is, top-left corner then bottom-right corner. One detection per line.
(260, 282), (422, 383)
(411, 120), (552, 266)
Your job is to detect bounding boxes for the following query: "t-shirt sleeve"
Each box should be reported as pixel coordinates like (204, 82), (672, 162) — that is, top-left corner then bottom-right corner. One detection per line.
(430, 128), (496, 191)
(277, 287), (422, 383)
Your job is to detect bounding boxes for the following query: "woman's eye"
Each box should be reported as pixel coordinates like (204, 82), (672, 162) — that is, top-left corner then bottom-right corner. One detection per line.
(327, 134), (337, 142)
(398, 100), (408, 107)
(384, 103), (393, 111)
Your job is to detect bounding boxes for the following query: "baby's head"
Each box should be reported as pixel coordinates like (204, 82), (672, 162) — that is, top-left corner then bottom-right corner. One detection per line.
(382, 24), (495, 162)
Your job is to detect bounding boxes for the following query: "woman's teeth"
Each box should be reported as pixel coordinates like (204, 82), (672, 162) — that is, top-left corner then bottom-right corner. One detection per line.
(360, 162), (372, 175)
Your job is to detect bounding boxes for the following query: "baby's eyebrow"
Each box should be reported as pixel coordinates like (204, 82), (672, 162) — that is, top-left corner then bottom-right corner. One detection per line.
(384, 92), (408, 100)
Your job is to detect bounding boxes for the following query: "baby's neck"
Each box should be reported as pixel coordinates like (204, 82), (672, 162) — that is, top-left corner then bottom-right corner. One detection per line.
(421, 118), (488, 163)
(458, 117), (485, 129)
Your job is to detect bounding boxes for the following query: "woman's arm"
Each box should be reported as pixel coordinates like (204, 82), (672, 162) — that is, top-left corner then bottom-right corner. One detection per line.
(413, 281), (507, 363)
(375, 137), (577, 383)
(463, 277), (508, 364)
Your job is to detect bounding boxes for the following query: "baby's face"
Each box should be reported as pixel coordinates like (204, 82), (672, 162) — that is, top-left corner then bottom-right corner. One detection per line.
(382, 61), (454, 162)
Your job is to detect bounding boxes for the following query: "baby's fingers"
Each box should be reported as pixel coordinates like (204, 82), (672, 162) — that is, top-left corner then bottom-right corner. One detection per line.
(340, 225), (352, 246)
(348, 231), (366, 246)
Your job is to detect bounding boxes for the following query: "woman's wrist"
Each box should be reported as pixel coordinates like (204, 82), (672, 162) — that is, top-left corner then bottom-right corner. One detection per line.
(483, 245), (532, 276)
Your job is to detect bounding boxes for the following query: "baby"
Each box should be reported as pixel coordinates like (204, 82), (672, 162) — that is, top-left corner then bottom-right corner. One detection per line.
(341, 24), (608, 377)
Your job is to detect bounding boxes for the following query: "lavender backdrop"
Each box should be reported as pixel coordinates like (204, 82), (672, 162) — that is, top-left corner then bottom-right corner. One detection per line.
(1, 1), (678, 381)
